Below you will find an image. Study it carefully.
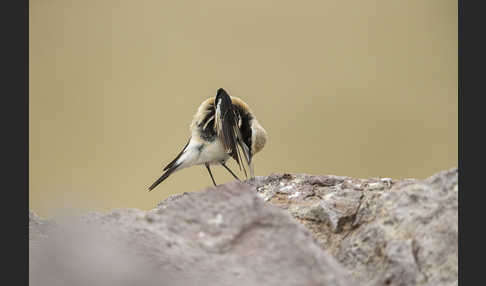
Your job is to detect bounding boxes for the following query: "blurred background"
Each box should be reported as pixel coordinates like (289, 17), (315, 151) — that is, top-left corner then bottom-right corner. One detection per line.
(30, 0), (457, 217)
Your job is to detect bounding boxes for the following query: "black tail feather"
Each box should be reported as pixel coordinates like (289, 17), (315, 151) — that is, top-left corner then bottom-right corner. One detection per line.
(163, 139), (190, 171)
(148, 163), (180, 191)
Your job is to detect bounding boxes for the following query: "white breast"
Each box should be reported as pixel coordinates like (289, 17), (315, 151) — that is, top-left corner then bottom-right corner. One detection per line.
(196, 139), (230, 165)
(175, 137), (230, 171)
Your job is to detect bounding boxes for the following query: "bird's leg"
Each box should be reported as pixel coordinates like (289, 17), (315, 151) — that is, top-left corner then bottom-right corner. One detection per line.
(205, 163), (217, 186)
(221, 162), (241, 181)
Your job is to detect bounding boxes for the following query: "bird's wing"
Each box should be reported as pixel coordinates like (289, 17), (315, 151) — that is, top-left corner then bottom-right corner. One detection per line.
(215, 89), (251, 177)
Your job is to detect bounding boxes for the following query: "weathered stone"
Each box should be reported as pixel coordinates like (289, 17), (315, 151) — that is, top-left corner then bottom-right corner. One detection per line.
(251, 168), (458, 286)
(29, 168), (457, 286)
(29, 182), (354, 286)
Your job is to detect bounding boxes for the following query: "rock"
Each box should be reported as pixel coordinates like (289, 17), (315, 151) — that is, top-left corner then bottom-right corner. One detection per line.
(29, 168), (458, 286)
(30, 217), (163, 286)
(29, 182), (354, 286)
(251, 168), (458, 286)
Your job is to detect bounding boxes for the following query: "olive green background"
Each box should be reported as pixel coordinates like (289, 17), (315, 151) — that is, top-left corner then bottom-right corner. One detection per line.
(30, 0), (457, 217)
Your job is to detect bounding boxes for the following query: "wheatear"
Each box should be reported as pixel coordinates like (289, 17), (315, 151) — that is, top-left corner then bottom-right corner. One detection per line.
(148, 88), (267, 191)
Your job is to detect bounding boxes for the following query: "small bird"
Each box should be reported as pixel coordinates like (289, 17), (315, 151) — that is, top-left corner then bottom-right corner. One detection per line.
(148, 88), (267, 191)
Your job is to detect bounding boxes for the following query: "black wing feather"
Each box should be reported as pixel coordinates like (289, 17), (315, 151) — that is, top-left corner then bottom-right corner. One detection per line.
(215, 88), (251, 177)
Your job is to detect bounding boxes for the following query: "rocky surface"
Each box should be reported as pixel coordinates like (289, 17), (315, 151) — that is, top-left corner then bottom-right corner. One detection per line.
(29, 182), (354, 286)
(29, 168), (458, 286)
(249, 167), (458, 286)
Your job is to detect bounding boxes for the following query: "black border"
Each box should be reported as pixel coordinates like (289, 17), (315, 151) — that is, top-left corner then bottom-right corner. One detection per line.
(458, 0), (480, 284)
(3, 0), (29, 284)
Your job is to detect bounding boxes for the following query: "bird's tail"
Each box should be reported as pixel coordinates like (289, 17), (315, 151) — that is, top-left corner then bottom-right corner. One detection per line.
(148, 163), (181, 191)
(148, 139), (191, 192)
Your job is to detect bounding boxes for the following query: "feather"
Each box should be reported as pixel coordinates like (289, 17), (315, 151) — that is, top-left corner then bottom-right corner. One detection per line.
(148, 162), (182, 191)
(215, 88), (252, 178)
(163, 138), (190, 171)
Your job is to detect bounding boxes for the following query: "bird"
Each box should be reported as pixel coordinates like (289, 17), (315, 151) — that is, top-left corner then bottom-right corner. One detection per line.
(148, 88), (267, 191)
